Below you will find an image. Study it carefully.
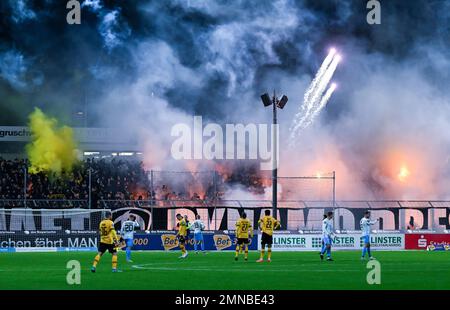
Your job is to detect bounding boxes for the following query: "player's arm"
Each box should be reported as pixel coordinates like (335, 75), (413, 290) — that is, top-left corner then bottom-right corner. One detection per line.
(249, 223), (254, 238)
(258, 219), (262, 230)
(274, 219), (281, 230)
(370, 219), (379, 225)
(187, 221), (193, 230)
(111, 227), (119, 243)
(235, 221), (241, 231)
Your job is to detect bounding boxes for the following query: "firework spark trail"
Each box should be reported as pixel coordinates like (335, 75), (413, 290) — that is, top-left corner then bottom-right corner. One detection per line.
(289, 52), (340, 147)
(289, 49), (336, 133)
(302, 48), (336, 108)
(305, 83), (337, 128)
(307, 54), (341, 114)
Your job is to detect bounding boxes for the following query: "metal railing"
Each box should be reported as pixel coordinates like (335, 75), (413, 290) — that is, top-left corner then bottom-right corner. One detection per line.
(1, 199), (449, 232)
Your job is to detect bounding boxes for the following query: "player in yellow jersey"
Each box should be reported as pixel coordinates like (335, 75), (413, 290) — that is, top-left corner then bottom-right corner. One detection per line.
(91, 212), (120, 273)
(176, 213), (188, 258)
(257, 210), (280, 263)
(234, 212), (253, 261)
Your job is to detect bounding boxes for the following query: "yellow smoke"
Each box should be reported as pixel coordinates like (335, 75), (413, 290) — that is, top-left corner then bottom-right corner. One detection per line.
(26, 108), (78, 175)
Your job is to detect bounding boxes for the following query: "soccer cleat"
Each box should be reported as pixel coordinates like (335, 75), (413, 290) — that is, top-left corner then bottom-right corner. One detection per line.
(126, 259), (133, 263)
(112, 269), (122, 273)
(320, 254), (324, 261)
(369, 257), (376, 260)
(181, 252), (189, 258)
(326, 257), (334, 261)
(235, 257), (238, 261)
(244, 257), (248, 261)
(91, 267), (96, 273)
(267, 258), (271, 263)
(256, 258), (264, 263)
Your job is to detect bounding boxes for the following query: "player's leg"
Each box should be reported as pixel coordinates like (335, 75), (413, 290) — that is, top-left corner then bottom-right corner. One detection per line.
(257, 243), (265, 262)
(320, 238), (327, 255)
(267, 245), (272, 262)
(179, 237), (188, 258)
(125, 238), (133, 262)
(265, 234), (273, 262)
(194, 233), (199, 253)
(326, 238), (333, 261)
(257, 234), (266, 262)
(112, 253), (118, 272)
(361, 236), (368, 259)
(244, 244), (249, 261)
(200, 234), (205, 252)
(320, 240), (326, 254)
(235, 239), (242, 260)
(91, 252), (103, 272)
(367, 242), (374, 259)
(92, 243), (106, 272)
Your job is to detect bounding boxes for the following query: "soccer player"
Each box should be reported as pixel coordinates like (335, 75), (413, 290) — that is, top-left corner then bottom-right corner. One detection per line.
(256, 210), (280, 263)
(360, 211), (379, 260)
(120, 214), (140, 262)
(235, 212), (253, 261)
(320, 211), (334, 261)
(176, 213), (188, 258)
(184, 215), (191, 242)
(319, 214), (327, 255)
(190, 214), (206, 254)
(91, 212), (120, 273)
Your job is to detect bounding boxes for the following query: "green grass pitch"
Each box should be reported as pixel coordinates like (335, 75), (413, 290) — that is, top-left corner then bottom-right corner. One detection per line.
(0, 250), (449, 290)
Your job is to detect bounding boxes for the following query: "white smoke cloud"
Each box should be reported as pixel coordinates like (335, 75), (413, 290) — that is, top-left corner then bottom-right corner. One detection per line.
(84, 1), (450, 200)
(0, 50), (29, 90)
(9, 0), (36, 23)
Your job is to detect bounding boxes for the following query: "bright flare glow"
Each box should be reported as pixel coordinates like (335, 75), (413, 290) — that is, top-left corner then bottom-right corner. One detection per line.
(398, 165), (410, 182)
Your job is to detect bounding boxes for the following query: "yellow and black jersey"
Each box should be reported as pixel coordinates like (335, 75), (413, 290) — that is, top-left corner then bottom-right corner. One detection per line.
(99, 219), (118, 245)
(235, 218), (253, 239)
(258, 216), (280, 236)
(178, 219), (188, 237)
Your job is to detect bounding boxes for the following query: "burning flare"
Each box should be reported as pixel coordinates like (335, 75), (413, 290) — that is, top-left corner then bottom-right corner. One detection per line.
(397, 165), (410, 182)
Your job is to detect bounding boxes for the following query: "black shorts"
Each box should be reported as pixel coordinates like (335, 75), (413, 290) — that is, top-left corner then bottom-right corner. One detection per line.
(177, 235), (186, 244)
(261, 232), (273, 246)
(98, 242), (117, 254)
(237, 238), (250, 245)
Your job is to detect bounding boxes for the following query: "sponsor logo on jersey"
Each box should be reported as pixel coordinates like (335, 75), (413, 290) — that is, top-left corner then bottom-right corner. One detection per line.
(213, 234), (232, 250)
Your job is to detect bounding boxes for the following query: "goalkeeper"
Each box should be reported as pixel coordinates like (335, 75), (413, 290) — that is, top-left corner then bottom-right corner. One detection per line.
(91, 212), (120, 273)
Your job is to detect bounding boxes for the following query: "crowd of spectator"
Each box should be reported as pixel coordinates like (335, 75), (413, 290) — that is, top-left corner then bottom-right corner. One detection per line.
(0, 157), (268, 207)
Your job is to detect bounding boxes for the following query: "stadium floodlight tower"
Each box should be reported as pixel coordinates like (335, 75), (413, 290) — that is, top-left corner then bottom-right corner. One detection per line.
(261, 91), (288, 220)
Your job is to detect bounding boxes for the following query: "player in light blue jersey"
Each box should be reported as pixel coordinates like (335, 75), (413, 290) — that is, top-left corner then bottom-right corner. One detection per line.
(189, 214), (206, 254)
(120, 214), (140, 262)
(360, 211), (379, 260)
(320, 211), (334, 261)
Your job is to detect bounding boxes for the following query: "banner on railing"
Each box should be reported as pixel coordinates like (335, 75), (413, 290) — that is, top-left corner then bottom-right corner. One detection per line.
(0, 230), (258, 252)
(405, 233), (450, 250)
(132, 231), (258, 251)
(0, 230), (98, 252)
(260, 233), (405, 251)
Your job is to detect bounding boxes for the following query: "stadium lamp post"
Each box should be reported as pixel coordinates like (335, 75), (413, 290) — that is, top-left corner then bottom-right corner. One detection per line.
(261, 91), (288, 220)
